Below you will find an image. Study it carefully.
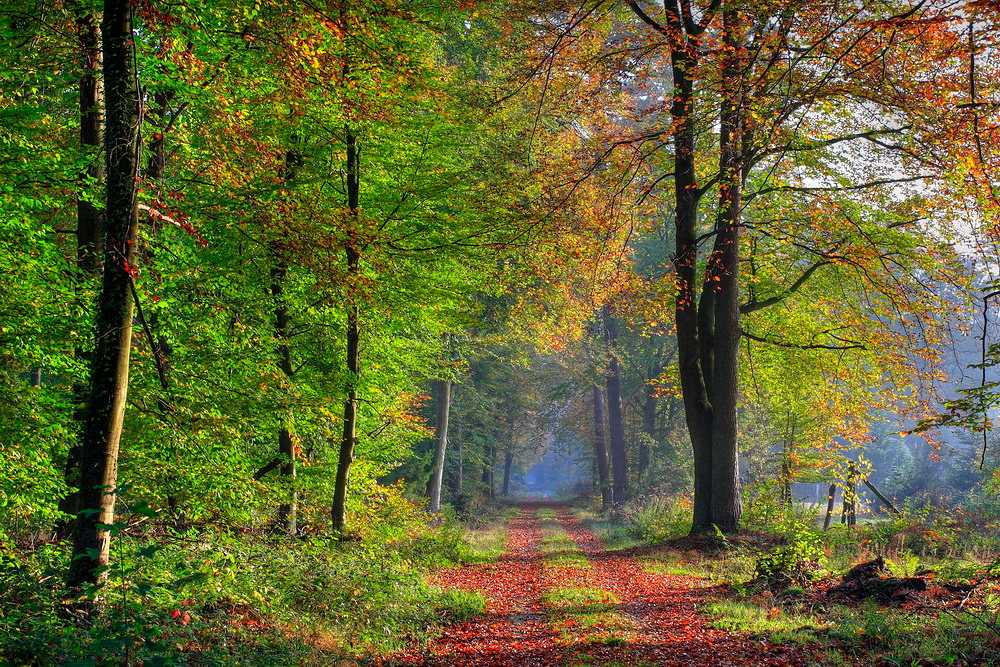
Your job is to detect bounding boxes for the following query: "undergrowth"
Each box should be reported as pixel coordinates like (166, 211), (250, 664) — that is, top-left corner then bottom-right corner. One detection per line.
(0, 494), (505, 665)
(579, 492), (1000, 666)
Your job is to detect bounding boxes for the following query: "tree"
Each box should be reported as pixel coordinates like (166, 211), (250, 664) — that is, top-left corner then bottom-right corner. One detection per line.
(67, 0), (141, 593)
(615, 0), (972, 532)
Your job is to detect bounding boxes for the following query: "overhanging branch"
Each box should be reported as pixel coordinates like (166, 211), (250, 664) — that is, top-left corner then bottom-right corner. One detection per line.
(741, 329), (866, 351)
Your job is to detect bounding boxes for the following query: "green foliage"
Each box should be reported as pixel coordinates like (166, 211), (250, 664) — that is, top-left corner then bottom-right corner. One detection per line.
(753, 515), (828, 588)
(0, 511), (488, 664)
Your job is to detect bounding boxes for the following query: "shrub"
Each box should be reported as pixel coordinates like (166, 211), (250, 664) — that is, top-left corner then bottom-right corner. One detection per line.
(755, 521), (826, 588)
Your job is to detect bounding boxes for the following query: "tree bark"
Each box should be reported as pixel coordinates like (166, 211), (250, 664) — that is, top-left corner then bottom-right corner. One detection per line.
(668, 28), (715, 534)
(429, 376), (451, 512)
(706, 7), (745, 534)
(332, 124), (360, 534)
(481, 445), (495, 498)
(603, 305), (629, 505)
(270, 247), (297, 534)
(502, 451), (513, 496)
(58, 0), (105, 538)
(823, 483), (837, 530)
(67, 0), (140, 594)
(592, 386), (612, 510)
(452, 421), (463, 495)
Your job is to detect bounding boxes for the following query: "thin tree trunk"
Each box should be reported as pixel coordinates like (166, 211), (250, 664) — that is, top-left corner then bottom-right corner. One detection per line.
(708, 7), (744, 533)
(592, 386), (612, 510)
(452, 421), (463, 495)
(481, 445), (495, 498)
(67, 0), (140, 594)
(846, 461), (858, 528)
(863, 478), (901, 515)
(332, 124), (360, 535)
(142, 89), (180, 512)
(502, 451), (513, 496)
(270, 247), (297, 534)
(603, 305), (629, 505)
(639, 372), (657, 477)
(269, 143), (301, 535)
(823, 483), (837, 530)
(429, 376), (451, 512)
(58, 1), (104, 538)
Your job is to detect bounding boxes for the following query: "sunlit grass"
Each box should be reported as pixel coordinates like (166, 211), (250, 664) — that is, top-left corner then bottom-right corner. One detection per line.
(463, 524), (509, 562)
(538, 511), (590, 569)
(707, 600), (826, 645)
(543, 585), (634, 646)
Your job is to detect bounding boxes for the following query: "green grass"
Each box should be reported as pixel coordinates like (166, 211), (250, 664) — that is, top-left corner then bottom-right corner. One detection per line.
(0, 506), (504, 665)
(828, 599), (1000, 666)
(543, 586), (634, 647)
(463, 523), (510, 563)
(707, 600), (827, 645)
(543, 586), (620, 615)
(538, 511), (590, 569)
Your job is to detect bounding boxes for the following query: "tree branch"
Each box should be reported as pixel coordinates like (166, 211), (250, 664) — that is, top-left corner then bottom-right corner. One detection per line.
(741, 329), (866, 350)
(740, 260), (832, 314)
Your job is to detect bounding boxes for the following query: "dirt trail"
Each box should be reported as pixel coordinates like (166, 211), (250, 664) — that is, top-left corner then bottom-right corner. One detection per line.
(380, 503), (818, 666)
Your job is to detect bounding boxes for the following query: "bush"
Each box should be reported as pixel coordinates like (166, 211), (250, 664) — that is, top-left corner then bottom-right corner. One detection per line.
(619, 495), (691, 542)
(0, 495), (490, 665)
(755, 521), (826, 588)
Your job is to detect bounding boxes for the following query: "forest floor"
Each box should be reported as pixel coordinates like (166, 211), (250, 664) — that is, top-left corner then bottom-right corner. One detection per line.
(378, 502), (823, 666)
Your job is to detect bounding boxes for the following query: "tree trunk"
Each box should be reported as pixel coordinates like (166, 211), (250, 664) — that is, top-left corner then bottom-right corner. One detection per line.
(667, 34), (715, 534)
(603, 305), (629, 505)
(270, 247), (297, 535)
(706, 7), (744, 533)
(639, 371), (657, 478)
(332, 125), (360, 535)
(429, 377), (451, 512)
(502, 451), (513, 496)
(863, 478), (901, 515)
(481, 445), (495, 498)
(67, 0), (140, 594)
(845, 461), (858, 528)
(592, 386), (612, 510)
(58, 1), (105, 538)
(823, 483), (837, 530)
(452, 421), (463, 495)
(269, 142), (301, 535)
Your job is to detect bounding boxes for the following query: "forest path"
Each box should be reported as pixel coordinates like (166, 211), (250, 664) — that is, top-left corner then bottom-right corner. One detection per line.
(378, 502), (819, 666)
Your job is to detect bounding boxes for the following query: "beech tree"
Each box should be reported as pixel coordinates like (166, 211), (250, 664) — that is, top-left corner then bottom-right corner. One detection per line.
(612, 0), (971, 532)
(67, 0), (141, 592)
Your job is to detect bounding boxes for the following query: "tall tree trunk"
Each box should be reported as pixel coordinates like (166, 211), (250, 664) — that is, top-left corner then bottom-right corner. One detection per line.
(639, 367), (658, 478)
(452, 421), (463, 495)
(58, 1), (105, 537)
(429, 376), (451, 512)
(666, 31), (714, 534)
(269, 144), (301, 535)
(332, 125), (360, 534)
(502, 451), (513, 496)
(67, 0), (140, 594)
(592, 386), (612, 510)
(270, 248), (297, 534)
(603, 305), (629, 505)
(481, 445), (495, 498)
(707, 7), (744, 533)
(143, 89), (180, 512)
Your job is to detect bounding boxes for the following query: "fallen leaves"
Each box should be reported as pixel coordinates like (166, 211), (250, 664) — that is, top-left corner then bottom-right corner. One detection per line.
(379, 503), (821, 666)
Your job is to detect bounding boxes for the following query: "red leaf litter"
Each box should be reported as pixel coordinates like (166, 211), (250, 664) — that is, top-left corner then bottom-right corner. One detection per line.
(378, 503), (822, 666)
